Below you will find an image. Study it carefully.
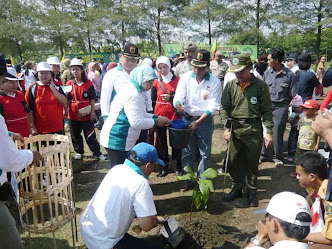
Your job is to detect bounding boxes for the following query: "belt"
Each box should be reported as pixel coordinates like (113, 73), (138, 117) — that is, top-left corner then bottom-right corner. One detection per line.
(234, 117), (261, 123)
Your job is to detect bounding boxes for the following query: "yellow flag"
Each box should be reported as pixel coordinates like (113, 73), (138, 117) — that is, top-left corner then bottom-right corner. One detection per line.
(10, 56), (14, 66)
(211, 40), (218, 60)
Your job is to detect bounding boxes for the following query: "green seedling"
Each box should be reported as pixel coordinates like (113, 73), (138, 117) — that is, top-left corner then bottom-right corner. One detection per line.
(177, 165), (217, 209)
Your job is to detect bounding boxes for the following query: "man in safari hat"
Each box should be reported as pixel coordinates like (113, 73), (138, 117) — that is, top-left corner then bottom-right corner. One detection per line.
(174, 41), (198, 78)
(219, 52), (273, 207)
(210, 50), (229, 87)
(174, 49), (222, 191)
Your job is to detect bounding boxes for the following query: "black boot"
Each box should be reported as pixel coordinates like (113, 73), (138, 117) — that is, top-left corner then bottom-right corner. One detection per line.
(157, 164), (168, 177)
(246, 175), (258, 207)
(223, 184), (243, 202)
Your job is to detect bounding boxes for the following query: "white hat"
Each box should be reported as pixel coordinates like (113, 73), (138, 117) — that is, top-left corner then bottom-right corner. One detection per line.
(46, 56), (61, 65)
(156, 56), (171, 69)
(70, 58), (83, 67)
(5, 67), (22, 80)
(290, 95), (303, 107)
(266, 192), (311, 226)
(36, 62), (52, 72)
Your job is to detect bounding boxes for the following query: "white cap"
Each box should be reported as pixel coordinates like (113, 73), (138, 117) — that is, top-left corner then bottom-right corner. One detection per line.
(36, 62), (52, 72)
(46, 56), (61, 65)
(6, 67), (22, 80)
(291, 95), (303, 107)
(266, 192), (311, 226)
(70, 58), (83, 67)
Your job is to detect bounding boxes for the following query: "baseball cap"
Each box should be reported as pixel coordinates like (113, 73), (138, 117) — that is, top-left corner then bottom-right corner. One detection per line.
(5, 67), (22, 80)
(47, 56), (61, 65)
(70, 58), (83, 67)
(183, 41), (198, 52)
(298, 54), (312, 63)
(228, 52), (253, 72)
(122, 44), (140, 59)
(301, 99), (319, 110)
(287, 52), (298, 61)
(36, 62), (52, 72)
(290, 95), (303, 107)
(265, 192), (311, 226)
(131, 143), (165, 166)
(191, 49), (210, 67)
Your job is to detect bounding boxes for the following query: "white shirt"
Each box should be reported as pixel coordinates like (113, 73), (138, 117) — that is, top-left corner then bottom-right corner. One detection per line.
(223, 72), (237, 89)
(0, 114), (33, 186)
(100, 64), (153, 116)
(248, 240), (309, 249)
(173, 71), (221, 117)
(80, 162), (157, 249)
(100, 64), (131, 117)
(290, 65), (300, 74)
(100, 82), (155, 151)
(22, 69), (36, 90)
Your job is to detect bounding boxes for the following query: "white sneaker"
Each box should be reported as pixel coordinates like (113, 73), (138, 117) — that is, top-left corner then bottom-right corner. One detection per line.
(74, 153), (82, 160)
(98, 154), (107, 161)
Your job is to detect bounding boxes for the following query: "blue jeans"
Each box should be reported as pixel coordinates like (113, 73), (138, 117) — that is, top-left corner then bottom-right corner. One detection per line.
(182, 115), (213, 177)
(288, 126), (299, 158)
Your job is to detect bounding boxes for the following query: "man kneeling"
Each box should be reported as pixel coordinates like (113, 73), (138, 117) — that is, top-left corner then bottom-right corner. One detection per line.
(80, 143), (165, 249)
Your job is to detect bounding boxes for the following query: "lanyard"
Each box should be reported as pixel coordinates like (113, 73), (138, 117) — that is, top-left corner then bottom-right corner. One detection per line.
(124, 159), (147, 179)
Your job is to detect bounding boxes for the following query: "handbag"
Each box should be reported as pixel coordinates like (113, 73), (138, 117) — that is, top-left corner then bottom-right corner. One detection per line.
(72, 82), (92, 118)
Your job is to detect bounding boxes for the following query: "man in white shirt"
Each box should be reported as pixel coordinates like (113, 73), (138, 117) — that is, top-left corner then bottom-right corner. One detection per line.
(0, 53), (42, 249)
(80, 143), (165, 249)
(245, 192), (311, 249)
(174, 49), (222, 191)
(287, 52), (300, 73)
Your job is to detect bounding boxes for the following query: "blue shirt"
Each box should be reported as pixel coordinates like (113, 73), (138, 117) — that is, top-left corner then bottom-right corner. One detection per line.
(297, 71), (319, 102)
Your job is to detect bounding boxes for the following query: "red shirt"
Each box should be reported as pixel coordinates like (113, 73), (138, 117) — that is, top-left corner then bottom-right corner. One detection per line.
(320, 90), (332, 111)
(66, 80), (96, 121)
(152, 75), (179, 120)
(54, 77), (63, 86)
(0, 91), (30, 137)
(25, 82), (65, 134)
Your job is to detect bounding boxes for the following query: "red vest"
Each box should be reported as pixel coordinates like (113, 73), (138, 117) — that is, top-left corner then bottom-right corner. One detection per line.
(0, 91), (30, 137)
(25, 82), (64, 134)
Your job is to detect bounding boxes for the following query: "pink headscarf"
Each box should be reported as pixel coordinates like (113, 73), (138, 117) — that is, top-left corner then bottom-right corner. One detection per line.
(88, 61), (101, 96)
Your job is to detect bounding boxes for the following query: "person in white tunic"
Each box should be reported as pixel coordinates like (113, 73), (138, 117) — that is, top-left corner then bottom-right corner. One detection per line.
(245, 192), (311, 249)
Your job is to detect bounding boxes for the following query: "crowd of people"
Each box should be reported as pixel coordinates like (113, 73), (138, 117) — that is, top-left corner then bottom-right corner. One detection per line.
(0, 40), (332, 249)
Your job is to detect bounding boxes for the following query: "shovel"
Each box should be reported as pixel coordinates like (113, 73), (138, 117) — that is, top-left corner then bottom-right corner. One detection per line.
(160, 217), (186, 248)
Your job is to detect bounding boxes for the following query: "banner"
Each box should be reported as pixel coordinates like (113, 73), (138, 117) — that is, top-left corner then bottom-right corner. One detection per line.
(164, 44), (258, 60)
(65, 52), (119, 63)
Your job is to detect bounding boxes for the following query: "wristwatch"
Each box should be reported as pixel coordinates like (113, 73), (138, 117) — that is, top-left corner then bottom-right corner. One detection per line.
(250, 236), (262, 246)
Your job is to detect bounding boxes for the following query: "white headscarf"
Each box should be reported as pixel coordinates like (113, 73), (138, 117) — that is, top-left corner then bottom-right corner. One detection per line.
(142, 58), (153, 67)
(156, 56), (173, 83)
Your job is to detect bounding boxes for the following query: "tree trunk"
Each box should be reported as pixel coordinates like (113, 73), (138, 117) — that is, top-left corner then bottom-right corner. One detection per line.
(256, 0), (260, 55)
(157, 8), (162, 55)
(315, 0), (323, 67)
(15, 38), (23, 61)
(207, 4), (211, 45)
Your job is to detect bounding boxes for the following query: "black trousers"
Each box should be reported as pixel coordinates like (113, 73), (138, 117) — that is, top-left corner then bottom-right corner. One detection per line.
(115, 233), (163, 249)
(156, 126), (181, 170)
(106, 149), (128, 168)
(70, 120), (101, 156)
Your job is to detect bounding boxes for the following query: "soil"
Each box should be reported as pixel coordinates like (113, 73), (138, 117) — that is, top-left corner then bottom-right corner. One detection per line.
(132, 116), (307, 249)
(11, 114), (314, 249)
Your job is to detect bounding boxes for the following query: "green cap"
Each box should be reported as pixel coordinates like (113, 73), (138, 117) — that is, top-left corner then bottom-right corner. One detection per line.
(228, 52), (253, 72)
(183, 41), (197, 52)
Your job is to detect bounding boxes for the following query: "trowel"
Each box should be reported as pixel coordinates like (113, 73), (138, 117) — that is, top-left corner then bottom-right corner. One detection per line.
(160, 217), (186, 248)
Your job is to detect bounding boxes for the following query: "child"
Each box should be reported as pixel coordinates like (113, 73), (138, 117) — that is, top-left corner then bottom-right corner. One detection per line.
(296, 99), (321, 157)
(0, 67), (30, 137)
(287, 95), (303, 162)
